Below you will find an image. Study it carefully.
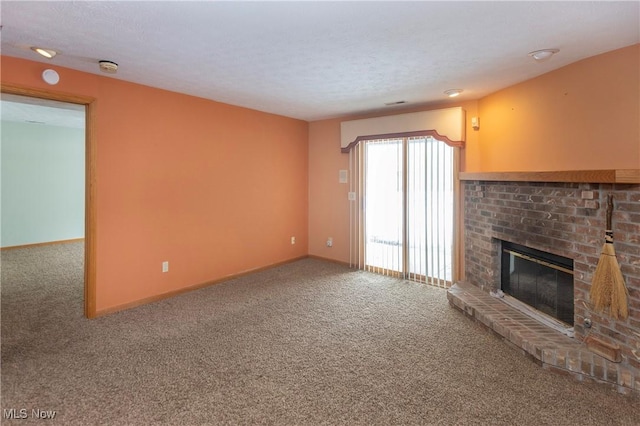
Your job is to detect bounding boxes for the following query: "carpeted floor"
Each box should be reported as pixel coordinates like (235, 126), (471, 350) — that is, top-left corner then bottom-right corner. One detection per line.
(1, 242), (638, 425)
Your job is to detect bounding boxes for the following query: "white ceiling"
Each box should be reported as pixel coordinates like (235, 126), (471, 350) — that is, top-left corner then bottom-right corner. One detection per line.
(1, 1), (638, 122)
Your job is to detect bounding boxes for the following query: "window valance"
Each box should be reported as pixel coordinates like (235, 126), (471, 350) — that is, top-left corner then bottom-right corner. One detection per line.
(340, 107), (465, 153)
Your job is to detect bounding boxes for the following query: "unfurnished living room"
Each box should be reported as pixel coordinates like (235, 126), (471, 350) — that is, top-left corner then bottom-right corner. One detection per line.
(1, 2), (639, 424)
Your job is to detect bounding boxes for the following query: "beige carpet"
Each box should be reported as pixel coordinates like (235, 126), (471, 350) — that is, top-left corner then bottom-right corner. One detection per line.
(1, 242), (637, 425)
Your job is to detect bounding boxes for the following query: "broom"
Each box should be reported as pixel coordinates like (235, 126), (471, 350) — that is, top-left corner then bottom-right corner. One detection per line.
(590, 194), (629, 320)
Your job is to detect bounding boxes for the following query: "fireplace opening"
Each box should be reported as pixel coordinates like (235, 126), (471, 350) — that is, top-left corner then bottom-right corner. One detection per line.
(501, 241), (574, 326)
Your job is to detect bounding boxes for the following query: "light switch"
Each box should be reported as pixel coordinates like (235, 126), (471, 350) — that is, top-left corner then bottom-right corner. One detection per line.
(339, 170), (348, 184)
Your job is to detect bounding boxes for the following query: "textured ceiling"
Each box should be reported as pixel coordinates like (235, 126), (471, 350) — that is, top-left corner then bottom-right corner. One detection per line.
(1, 1), (638, 121)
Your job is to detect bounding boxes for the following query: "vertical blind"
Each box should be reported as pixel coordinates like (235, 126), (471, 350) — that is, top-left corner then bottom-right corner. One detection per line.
(349, 136), (454, 288)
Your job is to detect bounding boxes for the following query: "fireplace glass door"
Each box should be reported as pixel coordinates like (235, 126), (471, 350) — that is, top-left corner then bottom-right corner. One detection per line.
(501, 241), (574, 325)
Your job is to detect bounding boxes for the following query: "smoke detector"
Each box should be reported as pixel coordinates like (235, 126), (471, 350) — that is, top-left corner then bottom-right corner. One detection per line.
(98, 60), (118, 74)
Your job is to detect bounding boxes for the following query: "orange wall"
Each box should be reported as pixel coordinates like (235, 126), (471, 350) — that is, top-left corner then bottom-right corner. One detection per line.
(2, 56), (309, 313)
(308, 45), (640, 264)
(308, 117), (350, 263)
(308, 101), (479, 263)
(472, 44), (640, 172)
(5, 44), (637, 307)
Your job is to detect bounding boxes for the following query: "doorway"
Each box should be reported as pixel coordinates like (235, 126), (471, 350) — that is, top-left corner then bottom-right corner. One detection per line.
(1, 83), (97, 318)
(352, 134), (456, 287)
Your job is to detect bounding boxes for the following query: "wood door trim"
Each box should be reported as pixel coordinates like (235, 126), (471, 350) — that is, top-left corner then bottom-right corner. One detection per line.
(1, 83), (98, 318)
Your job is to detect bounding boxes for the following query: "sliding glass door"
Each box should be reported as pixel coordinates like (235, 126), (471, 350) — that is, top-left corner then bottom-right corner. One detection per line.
(360, 136), (454, 286)
(406, 136), (454, 285)
(364, 139), (404, 275)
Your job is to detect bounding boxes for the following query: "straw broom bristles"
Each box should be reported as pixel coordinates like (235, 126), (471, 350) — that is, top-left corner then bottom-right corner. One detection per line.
(590, 236), (629, 319)
(589, 195), (629, 320)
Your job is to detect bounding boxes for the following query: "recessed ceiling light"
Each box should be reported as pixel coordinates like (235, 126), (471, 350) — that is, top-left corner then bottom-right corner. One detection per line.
(528, 49), (559, 62)
(444, 89), (463, 98)
(30, 47), (57, 59)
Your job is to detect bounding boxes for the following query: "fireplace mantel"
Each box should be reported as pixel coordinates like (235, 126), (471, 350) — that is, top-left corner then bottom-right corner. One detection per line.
(459, 169), (640, 184)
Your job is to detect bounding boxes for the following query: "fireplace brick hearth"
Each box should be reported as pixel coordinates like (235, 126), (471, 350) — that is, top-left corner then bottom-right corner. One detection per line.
(456, 180), (640, 393)
(447, 282), (639, 393)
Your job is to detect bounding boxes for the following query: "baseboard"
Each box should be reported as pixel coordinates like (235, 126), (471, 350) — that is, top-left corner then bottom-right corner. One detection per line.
(95, 255), (309, 317)
(307, 254), (352, 267)
(1, 238), (85, 251)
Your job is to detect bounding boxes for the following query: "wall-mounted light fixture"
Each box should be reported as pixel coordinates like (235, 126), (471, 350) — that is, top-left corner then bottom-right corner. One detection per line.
(528, 49), (559, 62)
(444, 89), (463, 98)
(31, 46), (58, 59)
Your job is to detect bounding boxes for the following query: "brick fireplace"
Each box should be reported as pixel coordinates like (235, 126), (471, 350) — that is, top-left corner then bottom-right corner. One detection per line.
(455, 178), (640, 393)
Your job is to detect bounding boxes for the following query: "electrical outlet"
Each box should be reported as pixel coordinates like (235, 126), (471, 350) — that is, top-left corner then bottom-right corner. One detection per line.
(291, 236), (296, 245)
(327, 237), (333, 247)
(162, 261), (169, 273)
